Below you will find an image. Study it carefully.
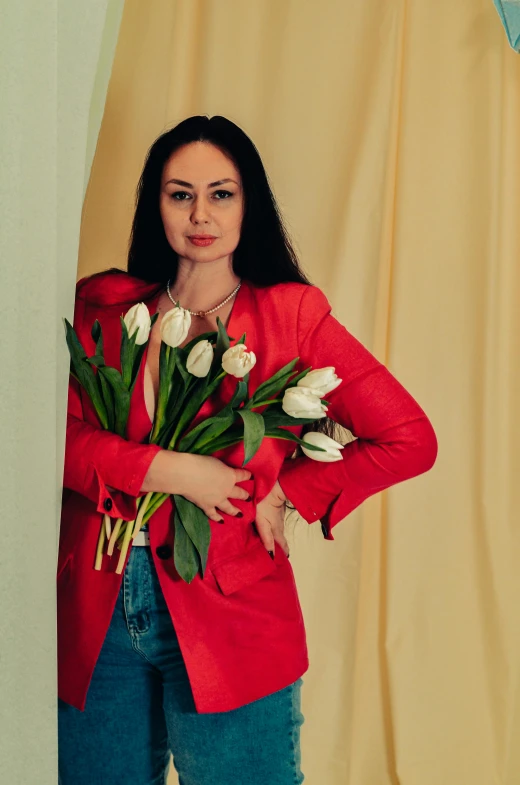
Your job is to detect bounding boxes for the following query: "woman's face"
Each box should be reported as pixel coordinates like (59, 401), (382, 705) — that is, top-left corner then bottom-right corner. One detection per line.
(159, 141), (244, 266)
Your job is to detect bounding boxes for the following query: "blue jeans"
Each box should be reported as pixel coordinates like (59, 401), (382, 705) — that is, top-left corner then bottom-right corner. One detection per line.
(58, 545), (305, 785)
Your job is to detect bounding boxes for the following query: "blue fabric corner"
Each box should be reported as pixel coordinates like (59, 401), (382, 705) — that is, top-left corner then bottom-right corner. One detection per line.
(493, 0), (520, 51)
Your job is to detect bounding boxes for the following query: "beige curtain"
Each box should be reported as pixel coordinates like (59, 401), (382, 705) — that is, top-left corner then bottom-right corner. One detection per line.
(0, 1), (123, 782)
(78, 1), (520, 783)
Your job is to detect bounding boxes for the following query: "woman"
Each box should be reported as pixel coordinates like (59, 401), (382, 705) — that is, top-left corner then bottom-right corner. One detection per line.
(57, 115), (438, 784)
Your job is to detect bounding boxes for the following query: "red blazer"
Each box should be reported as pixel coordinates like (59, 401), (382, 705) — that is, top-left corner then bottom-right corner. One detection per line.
(58, 270), (438, 712)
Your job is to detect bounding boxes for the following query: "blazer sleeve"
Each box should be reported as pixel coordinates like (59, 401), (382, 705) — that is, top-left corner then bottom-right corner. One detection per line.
(277, 285), (438, 540)
(62, 292), (163, 521)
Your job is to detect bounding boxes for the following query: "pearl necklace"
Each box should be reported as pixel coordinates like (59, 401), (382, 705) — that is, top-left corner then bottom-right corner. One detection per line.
(166, 278), (241, 317)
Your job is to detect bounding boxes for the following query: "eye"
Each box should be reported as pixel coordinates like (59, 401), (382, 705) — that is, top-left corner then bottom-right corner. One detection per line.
(169, 189), (234, 202)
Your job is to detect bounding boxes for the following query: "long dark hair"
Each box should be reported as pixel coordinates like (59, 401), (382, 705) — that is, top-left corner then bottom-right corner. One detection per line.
(127, 115), (343, 470)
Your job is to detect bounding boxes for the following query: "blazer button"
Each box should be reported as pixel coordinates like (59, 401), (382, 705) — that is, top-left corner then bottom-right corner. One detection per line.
(103, 498), (113, 512)
(156, 545), (172, 560)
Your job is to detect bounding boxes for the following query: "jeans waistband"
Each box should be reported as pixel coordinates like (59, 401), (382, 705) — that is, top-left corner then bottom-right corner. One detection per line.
(132, 529), (150, 546)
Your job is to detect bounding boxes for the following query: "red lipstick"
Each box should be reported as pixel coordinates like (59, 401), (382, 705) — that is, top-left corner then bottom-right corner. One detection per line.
(188, 235), (217, 247)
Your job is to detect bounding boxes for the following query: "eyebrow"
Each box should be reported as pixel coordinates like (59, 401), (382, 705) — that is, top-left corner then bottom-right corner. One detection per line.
(165, 178), (239, 188)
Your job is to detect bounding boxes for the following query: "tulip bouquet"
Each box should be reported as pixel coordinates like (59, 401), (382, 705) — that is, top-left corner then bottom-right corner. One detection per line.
(64, 298), (344, 583)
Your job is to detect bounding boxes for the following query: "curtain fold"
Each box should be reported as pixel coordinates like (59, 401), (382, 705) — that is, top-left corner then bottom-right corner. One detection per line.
(78, 1), (520, 783)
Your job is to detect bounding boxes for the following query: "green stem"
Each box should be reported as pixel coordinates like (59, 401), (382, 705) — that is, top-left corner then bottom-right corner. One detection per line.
(131, 491), (153, 540)
(142, 492), (169, 524)
(248, 398), (283, 408)
(168, 418), (187, 452)
(150, 355), (167, 444)
(167, 370), (227, 451)
(107, 517), (125, 556)
(116, 516), (136, 574)
(197, 435), (242, 455)
(94, 517), (106, 570)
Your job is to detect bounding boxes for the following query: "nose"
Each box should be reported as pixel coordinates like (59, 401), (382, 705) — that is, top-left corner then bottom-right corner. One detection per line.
(190, 195), (211, 225)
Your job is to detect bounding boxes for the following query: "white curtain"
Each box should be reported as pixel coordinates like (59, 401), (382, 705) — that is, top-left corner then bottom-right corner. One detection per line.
(0, 1), (123, 780)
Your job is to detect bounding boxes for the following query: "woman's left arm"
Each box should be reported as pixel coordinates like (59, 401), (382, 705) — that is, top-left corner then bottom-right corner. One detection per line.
(276, 284), (438, 540)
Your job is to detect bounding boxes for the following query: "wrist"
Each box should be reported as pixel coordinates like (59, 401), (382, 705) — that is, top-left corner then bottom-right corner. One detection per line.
(140, 449), (186, 495)
(274, 479), (288, 504)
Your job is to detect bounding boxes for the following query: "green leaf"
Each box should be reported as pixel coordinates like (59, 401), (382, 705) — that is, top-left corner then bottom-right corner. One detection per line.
(150, 343), (182, 443)
(173, 495), (211, 577)
(196, 423), (244, 455)
(173, 345), (193, 388)
(97, 369), (115, 431)
(286, 366), (313, 386)
(155, 369), (199, 448)
(210, 317), (239, 379)
(130, 313), (157, 388)
(93, 365), (131, 438)
(129, 343), (145, 392)
(247, 358), (300, 407)
(238, 409), (265, 465)
(181, 330), (218, 355)
(187, 408), (236, 453)
(166, 375), (212, 449)
(85, 354), (105, 367)
(121, 312), (158, 391)
(230, 379), (248, 409)
(173, 508), (200, 583)
(262, 407), (325, 427)
(157, 343), (172, 418)
(90, 320), (104, 357)
(120, 316), (133, 389)
(157, 389), (183, 444)
(177, 406), (231, 452)
(215, 316), (230, 353)
(64, 318), (108, 429)
(129, 338), (143, 386)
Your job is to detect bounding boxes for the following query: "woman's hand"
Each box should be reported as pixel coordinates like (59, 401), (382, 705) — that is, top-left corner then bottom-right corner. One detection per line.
(141, 450), (251, 521)
(254, 480), (290, 558)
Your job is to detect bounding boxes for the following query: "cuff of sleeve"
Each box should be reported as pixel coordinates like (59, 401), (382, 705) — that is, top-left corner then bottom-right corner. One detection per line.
(278, 455), (348, 539)
(88, 444), (163, 521)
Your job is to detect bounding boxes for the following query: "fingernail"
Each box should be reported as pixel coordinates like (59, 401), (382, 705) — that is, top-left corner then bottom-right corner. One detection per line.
(236, 512), (243, 518)
(246, 496), (252, 501)
(268, 550), (275, 560)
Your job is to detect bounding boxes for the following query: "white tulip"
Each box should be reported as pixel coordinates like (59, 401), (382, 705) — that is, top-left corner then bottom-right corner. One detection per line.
(297, 366), (342, 396)
(186, 340), (214, 378)
(221, 344), (257, 378)
(160, 305), (191, 348)
(123, 302), (151, 345)
(282, 386), (328, 419)
(301, 431), (344, 462)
